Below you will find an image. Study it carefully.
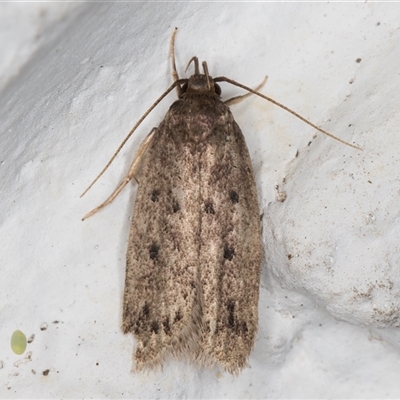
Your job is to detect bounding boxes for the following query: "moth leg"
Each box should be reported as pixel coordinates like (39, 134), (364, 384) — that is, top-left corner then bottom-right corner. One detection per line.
(82, 128), (157, 220)
(224, 76), (268, 106)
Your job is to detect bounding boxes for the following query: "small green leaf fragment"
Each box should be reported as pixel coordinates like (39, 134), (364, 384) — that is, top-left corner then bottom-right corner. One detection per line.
(11, 330), (27, 355)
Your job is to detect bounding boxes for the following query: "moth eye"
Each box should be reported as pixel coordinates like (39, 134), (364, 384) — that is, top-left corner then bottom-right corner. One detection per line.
(214, 83), (221, 96)
(11, 330), (27, 355)
(223, 245), (235, 261)
(229, 190), (239, 204)
(180, 83), (188, 96)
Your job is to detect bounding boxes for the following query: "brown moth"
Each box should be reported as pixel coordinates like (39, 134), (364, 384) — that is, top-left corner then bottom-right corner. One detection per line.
(82, 28), (360, 374)
(121, 49), (263, 374)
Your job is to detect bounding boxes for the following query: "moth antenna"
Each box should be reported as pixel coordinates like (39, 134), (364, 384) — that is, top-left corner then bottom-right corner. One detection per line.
(202, 61), (212, 91)
(214, 76), (362, 151)
(186, 56), (200, 74)
(170, 27), (179, 81)
(170, 27), (182, 97)
(80, 79), (186, 198)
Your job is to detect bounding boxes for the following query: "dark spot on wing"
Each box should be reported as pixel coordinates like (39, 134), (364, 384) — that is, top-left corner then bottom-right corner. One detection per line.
(172, 198), (180, 213)
(223, 245), (235, 261)
(174, 310), (183, 323)
(162, 317), (170, 334)
(205, 200), (215, 214)
(229, 190), (239, 204)
(151, 189), (160, 202)
(150, 321), (159, 334)
(142, 303), (150, 318)
(227, 300), (235, 327)
(149, 243), (159, 260)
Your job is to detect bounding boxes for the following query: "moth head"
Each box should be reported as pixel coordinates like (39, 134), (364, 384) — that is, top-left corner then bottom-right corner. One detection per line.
(181, 56), (222, 97)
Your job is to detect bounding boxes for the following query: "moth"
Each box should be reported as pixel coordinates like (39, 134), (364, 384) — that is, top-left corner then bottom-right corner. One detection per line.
(82, 28), (360, 374)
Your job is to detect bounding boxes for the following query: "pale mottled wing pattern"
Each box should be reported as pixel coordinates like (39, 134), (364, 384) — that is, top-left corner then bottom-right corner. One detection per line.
(122, 117), (203, 370)
(122, 95), (262, 373)
(197, 117), (262, 374)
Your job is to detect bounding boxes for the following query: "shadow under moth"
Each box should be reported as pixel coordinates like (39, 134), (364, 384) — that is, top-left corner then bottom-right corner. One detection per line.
(82, 28), (360, 374)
